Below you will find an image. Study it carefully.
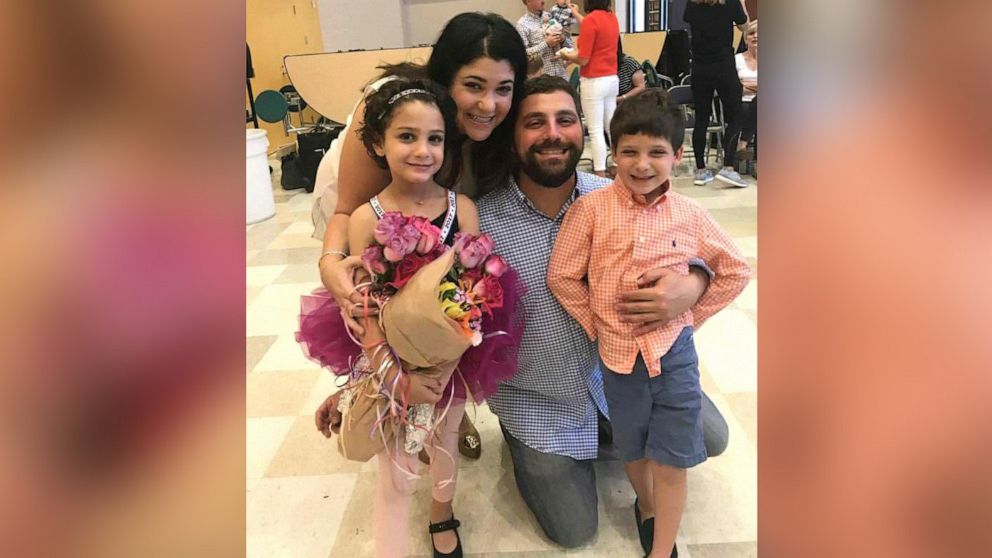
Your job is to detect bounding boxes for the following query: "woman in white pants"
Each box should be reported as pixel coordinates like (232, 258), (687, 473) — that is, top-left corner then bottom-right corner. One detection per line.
(559, 0), (619, 177)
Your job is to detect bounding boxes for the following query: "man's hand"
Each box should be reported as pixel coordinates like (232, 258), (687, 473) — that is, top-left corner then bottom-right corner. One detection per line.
(616, 267), (708, 336)
(315, 392), (343, 438)
(545, 31), (563, 49)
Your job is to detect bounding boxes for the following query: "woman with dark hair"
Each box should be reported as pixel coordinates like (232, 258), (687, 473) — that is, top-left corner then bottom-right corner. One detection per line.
(558, 0), (620, 177)
(313, 13), (528, 242)
(313, 11), (527, 327)
(308, 12), (527, 556)
(683, 0), (750, 187)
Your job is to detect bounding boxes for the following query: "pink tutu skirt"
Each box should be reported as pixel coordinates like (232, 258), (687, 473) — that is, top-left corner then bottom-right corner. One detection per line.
(296, 270), (525, 402)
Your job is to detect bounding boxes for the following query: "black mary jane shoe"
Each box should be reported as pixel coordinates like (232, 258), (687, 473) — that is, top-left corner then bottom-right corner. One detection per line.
(428, 517), (463, 558)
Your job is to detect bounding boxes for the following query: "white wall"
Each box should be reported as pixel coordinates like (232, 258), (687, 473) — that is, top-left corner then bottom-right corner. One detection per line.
(318, 0), (407, 52)
(401, 0), (524, 47)
(319, 0), (631, 52)
(615, 0), (628, 33)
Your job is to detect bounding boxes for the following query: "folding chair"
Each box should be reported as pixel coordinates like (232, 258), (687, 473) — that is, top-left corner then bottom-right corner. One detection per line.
(640, 61), (672, 91)
(667, 85), (725, 166)
(641, 60), (659, 88)
(569, 66), (581, 94)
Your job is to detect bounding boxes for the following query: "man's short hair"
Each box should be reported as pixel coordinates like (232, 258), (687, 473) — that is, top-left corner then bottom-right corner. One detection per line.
(519, 75), (580, 112)
(609, 89), (686, 150)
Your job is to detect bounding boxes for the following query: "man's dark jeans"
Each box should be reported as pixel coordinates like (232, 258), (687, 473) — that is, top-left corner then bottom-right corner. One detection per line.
(499, 392), (729, 548)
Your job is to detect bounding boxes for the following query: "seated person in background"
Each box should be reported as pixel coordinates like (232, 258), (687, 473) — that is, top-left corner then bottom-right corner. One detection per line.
(617, 39), (647, 104)
(735, 20), (757, 156)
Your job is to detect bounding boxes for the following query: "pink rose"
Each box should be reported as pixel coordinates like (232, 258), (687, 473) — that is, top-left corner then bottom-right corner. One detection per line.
(476, 234), (495, 255)
(374, 212), (408, 245)
(411, 218), (441, 255)
(472, 275), (504, 310)
(452, 232), (471, 253)
(457, 234), (495, 269)
(483, 254), (508, 277)
(361, 245), (388, 276)
(399, 224), (420, 254)
(382, 234), (409, 262)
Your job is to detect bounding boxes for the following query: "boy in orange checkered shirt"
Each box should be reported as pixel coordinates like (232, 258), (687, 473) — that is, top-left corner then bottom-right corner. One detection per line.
(547, 89), (750, 558)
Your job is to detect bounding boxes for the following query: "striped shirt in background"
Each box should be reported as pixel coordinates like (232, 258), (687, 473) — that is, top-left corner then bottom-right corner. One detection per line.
(548, 4), (577, 30)
(516, 10), (570, 79)
(548, 181), (751, 377)
(618, 55), (643, 96)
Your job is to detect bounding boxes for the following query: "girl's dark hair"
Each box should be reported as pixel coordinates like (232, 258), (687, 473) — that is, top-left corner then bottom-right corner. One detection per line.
(375, 12), (527, 196)
(358, 78), (456, 174)
(585, 0), (612, 12)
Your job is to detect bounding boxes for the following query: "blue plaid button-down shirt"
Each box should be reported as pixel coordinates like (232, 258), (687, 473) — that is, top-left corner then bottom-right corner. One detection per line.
(478, 172), (611, 460)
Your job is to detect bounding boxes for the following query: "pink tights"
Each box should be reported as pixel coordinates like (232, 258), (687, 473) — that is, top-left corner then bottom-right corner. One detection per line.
(373, 400), (465, 558)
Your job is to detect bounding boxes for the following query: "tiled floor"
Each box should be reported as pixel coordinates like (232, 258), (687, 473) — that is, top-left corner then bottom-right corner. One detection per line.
(247, 157), (757, 557)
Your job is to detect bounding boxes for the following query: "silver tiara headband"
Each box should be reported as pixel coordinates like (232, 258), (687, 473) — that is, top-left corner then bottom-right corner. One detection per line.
(387, 88), (432, 105)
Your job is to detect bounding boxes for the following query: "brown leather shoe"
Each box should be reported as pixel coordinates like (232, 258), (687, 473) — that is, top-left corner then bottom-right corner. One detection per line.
(458, 414), (482, 459)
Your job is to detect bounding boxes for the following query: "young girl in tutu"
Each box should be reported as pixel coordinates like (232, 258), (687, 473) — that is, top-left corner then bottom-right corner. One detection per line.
(298, 78), (520, 558)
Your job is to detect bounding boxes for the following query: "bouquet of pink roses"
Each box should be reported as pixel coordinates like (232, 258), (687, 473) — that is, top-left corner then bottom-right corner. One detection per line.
(320, 211), (518, 457)
(437, 233), (509, 346)
(360, 213), (509, 346)
(359, 212), (448, 293)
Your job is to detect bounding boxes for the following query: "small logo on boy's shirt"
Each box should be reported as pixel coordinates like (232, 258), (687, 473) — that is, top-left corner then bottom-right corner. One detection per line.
(672, 240), (677, 248)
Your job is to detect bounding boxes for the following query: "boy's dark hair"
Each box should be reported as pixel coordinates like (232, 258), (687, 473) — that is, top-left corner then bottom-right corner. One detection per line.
(358, 78), (456, 171)
(609, 88), (686, 150)
(585, 0), (612, 12)
(520, 75), (580, 112)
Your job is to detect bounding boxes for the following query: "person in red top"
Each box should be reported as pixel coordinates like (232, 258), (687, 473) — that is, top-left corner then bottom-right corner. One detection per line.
(558, 0), (619, 177)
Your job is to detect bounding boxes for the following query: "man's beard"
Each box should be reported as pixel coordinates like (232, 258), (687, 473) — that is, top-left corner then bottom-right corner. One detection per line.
(517, 139), (582, 188)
